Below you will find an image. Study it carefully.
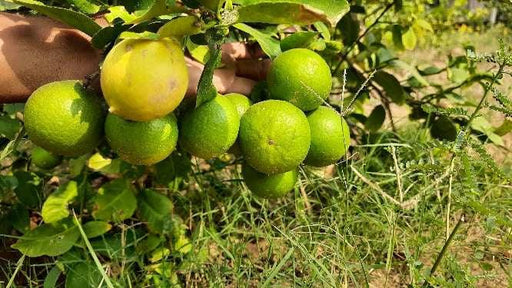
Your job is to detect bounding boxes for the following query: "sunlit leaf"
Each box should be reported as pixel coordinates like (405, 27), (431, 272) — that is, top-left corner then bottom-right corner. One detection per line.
(158, 15), (205, 40)
(234, 0), (350, 27)
(42, 181), (78, 224)
(401, 27), (417, 50)
(82, 221), (112, 238)
(233, 23), (281, 58)
(12, 0), (101, 36)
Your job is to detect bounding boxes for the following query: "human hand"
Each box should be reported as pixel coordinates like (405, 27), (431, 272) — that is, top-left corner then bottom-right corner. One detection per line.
(0, 12), (270, 103)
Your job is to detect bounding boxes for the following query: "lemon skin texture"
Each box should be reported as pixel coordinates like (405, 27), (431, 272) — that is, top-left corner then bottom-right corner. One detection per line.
(179, 95), (240, 160)
(239, 100), (311, 175)
(225, 93), (252, 155)
(105, 114), (179, 165)
(24, 80), (105, 157)
(267, 48), (332, 112)
(304, 106), (351, 167)
(242, 164), (298, 199)
(100, 38), (188, 121)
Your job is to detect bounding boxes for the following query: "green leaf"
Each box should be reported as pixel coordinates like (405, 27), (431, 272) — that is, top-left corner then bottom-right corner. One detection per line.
(136, 234), (163, 254)
(82, 221), (112, 238)
(430, 116), (457, 142)
(0, 115), (20, 140)
(233, 23), (281, 59)
(391, 60), (429, 87)
(119, 31), (160, 40)
(138, 189), (174, 234)
(125, 0), (186, 25)
(12, 222), (80, 257)
(187, 40), (210, 64)
(495, 120), (512, 136)
(0, 0), (21, 10)
(65, 262), (103, 288)
(195, 44), (222, 108)
(401, 27), (417, 50)
(471, 117), (505, 146)
(42, 181), (78, 224)
(7, 204), (30, 233)
(69, 155), (89, 177)
(280, 31), (318, 51)
(43, 266), (62, 288)
(12, 0), (101, 36)
(91, 24), (129, 49)
(154, 152), (192, 187)
(65, 0), (100, 14)
(391, 25), (403, 50)
(234, 0), (350, 27)
(373, 71), (407, 105)
(87, 153), (112, 171)
(337, 13), (359, 46)
(313, 21), (330, 40)
(14, 171), (41, 208)
(365, 105), (386, 132)
(104, 6), (137, 23)
(92, 179), (137, 222)
(158, 16), (204, 40)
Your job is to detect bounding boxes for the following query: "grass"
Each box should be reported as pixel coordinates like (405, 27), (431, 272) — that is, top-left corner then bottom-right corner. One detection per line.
(1, 27), (512, 288)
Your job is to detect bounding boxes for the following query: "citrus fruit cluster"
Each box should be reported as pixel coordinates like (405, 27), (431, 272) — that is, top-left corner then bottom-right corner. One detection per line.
(23, 38), (350, 199)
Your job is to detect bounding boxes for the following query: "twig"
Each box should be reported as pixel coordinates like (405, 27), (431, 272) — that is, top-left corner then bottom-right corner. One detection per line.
(351, 165), (401, 206)
(423, 214), (465, 287)
(391, 146), (403, 203)
(333, 2), (395, 75)
(299, 182), (312, 213)
(6, 255), (25, 288)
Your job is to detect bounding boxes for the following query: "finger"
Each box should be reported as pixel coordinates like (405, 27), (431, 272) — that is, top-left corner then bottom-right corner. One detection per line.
(224, 76), (256, 95)
(234, 58), (271, 81)
(185, 57), (239, 96)
(221, 42), (265, 62)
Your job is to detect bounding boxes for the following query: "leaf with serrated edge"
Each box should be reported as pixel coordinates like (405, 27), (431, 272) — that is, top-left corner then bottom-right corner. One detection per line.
(92, 179), (137, 222)
(138, 189), (174, 234)
(12, 222), (80, 257)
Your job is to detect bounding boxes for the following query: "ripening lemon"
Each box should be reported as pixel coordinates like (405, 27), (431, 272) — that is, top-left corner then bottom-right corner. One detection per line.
(24, 80), (105, 157)
(100, 38), (188, 121)
(239, 100), (310, 175)
(105, 114), (179, 165)
(267, 48), (332, 112)
(242, 164), (298, 199)
(304, 106), (351, 167)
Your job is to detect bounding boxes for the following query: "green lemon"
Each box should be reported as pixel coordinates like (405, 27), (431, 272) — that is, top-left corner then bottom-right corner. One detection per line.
(242, 164), (298, 199)
(225, 93), (252, 117)
(225, 93), (252, 155)
(31, 146), (62, 169)
(239, 100), (311, 175)
(101, 38), (188, 121)
(267, 48), (332, 111)
(304, 106), (351, 167)
(105, 114), (179, 165)
(179, 95), (240, 159)
(24, 80), (105, 157)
